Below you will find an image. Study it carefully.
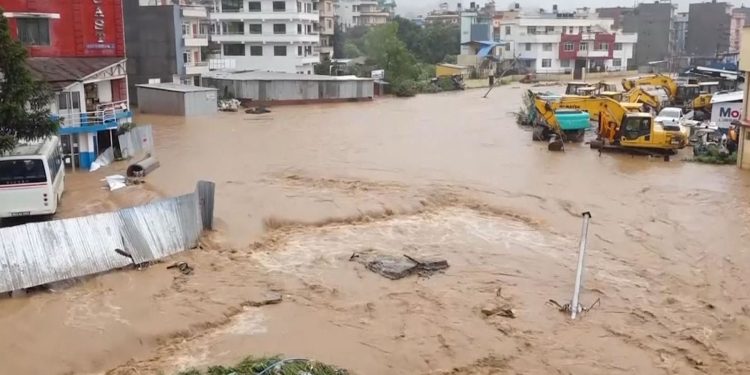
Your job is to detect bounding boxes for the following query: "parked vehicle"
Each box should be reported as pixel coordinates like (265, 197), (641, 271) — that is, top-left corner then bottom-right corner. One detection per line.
(0, 137), (65, 219)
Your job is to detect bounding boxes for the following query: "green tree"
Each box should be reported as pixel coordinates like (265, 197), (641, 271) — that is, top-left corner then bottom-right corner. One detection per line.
(363, 22), (418, 82)
(343, 41), (362, 58)
(0, 10), (57, 153)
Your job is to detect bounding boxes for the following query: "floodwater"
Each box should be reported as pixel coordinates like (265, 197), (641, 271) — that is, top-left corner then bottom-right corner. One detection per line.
(2, 84), (750, 374)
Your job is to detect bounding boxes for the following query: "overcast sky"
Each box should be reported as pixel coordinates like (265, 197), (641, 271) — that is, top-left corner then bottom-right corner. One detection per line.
(397, 0), (750, 17)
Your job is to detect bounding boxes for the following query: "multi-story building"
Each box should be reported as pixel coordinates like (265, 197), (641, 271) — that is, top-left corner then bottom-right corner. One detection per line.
(335, 0), (390, 30)
(730, 9), (746, 53)
(674, 12), (689, 56)
(598, 3), (675, 69)
(497, 9), (637, 74)
(1, 0), (132, 170)
(686, 1), (732, 58)
(319, 0), (334, 60)
(424, 10), (460, 26)
(210, 0), (320, 74)
(124, 0), (210, 103)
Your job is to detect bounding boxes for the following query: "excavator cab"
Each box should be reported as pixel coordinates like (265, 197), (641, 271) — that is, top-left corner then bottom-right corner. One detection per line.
(565, 82), (594, 95)
(675, 84), (700, 106)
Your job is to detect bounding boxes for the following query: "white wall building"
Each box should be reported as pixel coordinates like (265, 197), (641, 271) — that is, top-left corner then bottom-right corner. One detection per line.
(497, 12), (637, 74)
(335, 0), (390, 30)
(320, 0), (334, 59)
(210, 0), (321, 74)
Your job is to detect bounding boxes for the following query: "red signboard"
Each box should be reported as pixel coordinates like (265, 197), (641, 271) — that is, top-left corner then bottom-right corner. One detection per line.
(1, 0), (125, 58)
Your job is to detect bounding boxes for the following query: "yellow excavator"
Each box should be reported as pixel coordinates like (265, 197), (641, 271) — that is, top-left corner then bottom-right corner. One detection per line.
(590, 100), (687, 157)
(623, 86), (670, 113)
(622, 74), (702, 108)
(527, 91), (686, 154)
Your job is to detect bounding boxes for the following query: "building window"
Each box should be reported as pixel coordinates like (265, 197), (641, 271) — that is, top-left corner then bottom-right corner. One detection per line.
(248, 1), (261, 11)
(273, 24), (286, 34)
(273, 1), (286, 11)
(327, 19), (332, 29)
(541, 59), (551, 68)
(613, 58), (622, 67)
(543, 43), (552, 51)
(57, 92), (81, 110)
(563, 41), (574, 51)
(223, 43), (245, 56)
(297, 24), (302, 34)
(17, 18), (50, 46)
(526, 26), (536, 35)
(579, 42), (588, 51)
(614, 43), (622, 51)
(560, 59), (571, 68)
(222, 0), (242, 12)
(306, 24), (312, 33)
(525, 43), (531, 51)
(597, 43), (609, 51)
(505, 43), (510, 51)
(248, 24), (262, 34)
(274, 45), (287, 56)
(222, 21), (245, 34)
(298, 46), (303, 55)
(297, 1), (302, 12)
(505, 25), (511, 35)
(545, 26), (554, 34)
(250, 45), (263, 56)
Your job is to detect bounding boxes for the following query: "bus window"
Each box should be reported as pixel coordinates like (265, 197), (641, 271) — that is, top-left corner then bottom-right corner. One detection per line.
(0, 159), (47, 185)
(47, 148), (62, 182)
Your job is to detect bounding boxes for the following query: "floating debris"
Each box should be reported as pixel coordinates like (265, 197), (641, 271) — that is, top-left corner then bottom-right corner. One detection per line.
(350, 249), (449, 280)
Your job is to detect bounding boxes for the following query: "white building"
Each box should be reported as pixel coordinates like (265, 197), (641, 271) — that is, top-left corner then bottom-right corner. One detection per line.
(320, 0), (334, 60)
(210, 0), (321, 74)
(335, 0), (391, 30)
(497, 10), (637, 74)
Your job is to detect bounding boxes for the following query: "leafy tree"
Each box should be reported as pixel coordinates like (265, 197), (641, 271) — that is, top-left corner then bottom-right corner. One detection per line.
(0, 10), (57, 154)
(363, 22), (418, 82)
(393, 17), (460, 64)
(332, 22), (345, 59)
(343, 41), (362, 58)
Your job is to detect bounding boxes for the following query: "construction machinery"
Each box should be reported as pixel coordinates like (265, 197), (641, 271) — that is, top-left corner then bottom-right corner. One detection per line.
(591, 103), (687, 156)
(622, 74), (703, 109)
(623, 86), (670, 113)
(528, 91), (686, 154)
(565, 81), (618, 96)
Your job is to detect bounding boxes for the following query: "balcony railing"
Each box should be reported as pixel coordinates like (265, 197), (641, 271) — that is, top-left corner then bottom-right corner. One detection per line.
(53, 100), (132, 133)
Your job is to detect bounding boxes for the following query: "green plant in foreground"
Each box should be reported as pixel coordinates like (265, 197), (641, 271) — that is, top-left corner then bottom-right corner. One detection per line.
(176, 356), (349, 375)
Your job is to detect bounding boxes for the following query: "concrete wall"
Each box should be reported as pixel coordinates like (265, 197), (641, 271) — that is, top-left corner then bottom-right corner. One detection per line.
(686, 2), (732, 57)
(621, 3), (674, 67)
(124, 0), (182, 105)
(204, 78), (374, 103)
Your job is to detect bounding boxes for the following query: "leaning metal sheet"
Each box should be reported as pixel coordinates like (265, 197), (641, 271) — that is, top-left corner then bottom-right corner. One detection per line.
(0, 213), (129, 292)
(0, 186), (206, 293)
(119, 193), (202, 264)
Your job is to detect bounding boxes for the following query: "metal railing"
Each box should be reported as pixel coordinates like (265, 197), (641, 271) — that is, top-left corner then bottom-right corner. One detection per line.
(54, 100), (130, 128)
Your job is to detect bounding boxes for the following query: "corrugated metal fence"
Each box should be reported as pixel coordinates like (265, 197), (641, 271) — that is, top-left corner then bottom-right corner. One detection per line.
(0, 182), (214, 293)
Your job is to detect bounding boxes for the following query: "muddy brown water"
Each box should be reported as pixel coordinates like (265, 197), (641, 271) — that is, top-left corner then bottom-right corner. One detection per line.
(1, 85), (750, 375)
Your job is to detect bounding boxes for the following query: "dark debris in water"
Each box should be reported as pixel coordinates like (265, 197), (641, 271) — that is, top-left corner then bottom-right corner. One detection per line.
(350, 249), (449, 280)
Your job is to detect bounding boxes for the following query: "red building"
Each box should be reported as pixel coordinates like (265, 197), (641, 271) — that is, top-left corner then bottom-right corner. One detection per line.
(1, 0), (131, 170)
(2, 0), (125, 58)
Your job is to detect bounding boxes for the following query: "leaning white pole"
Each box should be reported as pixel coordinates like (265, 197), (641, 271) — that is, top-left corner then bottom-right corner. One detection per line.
(571, 212), (592, 320)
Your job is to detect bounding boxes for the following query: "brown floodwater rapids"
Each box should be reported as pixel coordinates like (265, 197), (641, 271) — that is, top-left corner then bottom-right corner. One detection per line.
(1, 84), (750, 375)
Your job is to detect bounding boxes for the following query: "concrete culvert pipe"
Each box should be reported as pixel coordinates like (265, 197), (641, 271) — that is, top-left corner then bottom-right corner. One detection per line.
(127, 157), (160, 177)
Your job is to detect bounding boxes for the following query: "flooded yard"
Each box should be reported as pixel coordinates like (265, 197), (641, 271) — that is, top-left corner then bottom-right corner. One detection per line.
(1, 84), (750, 374)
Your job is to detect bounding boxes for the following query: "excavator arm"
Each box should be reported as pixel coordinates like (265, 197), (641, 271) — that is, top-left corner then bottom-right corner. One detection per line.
(621, 74), (678, 100)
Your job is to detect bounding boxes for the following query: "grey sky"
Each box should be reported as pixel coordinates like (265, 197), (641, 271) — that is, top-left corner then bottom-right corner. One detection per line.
(397, 0), (750, 17)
